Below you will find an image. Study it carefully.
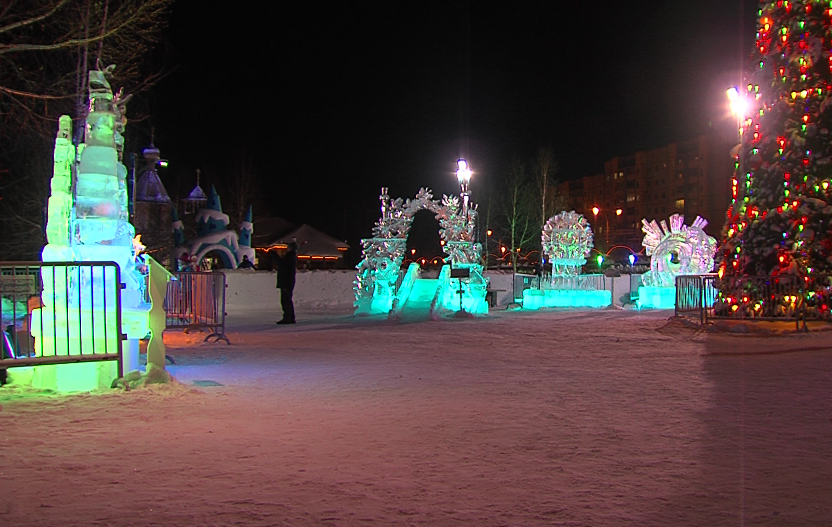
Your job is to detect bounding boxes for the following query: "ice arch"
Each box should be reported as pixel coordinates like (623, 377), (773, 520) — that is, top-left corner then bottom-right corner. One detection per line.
(354, 187), (484, 315)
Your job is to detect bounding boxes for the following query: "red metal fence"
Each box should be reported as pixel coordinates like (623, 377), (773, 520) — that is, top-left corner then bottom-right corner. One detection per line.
(165, 271), (229, 344)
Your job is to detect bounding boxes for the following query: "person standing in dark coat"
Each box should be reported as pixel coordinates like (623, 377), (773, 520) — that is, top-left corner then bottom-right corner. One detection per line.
(273, 240), (298, 324)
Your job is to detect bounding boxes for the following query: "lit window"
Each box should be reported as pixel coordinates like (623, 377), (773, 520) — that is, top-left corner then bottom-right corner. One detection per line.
(675, 199), (685, 209)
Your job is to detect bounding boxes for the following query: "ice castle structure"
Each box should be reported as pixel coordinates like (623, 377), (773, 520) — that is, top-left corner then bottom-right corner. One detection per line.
(170, 186), (254, 270)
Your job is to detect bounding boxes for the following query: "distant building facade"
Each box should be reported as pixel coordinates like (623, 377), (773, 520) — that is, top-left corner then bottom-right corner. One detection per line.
(558, 132), (735, 256)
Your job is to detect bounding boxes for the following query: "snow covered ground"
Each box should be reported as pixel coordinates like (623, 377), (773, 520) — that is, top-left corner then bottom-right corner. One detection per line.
(3, 295), (832, 526)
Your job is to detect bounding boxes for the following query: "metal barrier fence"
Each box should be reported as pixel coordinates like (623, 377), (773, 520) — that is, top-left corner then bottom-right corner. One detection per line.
(511, 272), (609, 305)
(675, 274), (718, 325)
(165, 271), (229, 344)
(674, 274), (832, 330)
(513, 274), (538, 304)
(630, 274), (643, 304)
(707, 274), (832, 330)
(0, 261), (123, 375)
(543, 273), (606, 291)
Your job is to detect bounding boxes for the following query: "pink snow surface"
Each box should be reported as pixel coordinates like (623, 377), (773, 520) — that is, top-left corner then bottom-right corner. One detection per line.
(3, 306), (832, 527)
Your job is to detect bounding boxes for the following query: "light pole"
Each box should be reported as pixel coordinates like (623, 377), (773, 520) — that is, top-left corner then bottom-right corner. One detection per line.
(591, 206), (608, 250)
(727, 86), (748, 203)
(591, 206), (622, 251)
(456, 158), (472, 220)
(727, 86), (748, 141)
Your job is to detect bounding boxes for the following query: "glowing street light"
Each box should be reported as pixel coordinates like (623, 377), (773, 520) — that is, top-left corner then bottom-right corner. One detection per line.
(456, 159), (472, 219)
(727, 87), (748, 120)
(456, 159), (472, 191)
(727, 86), (748, 144)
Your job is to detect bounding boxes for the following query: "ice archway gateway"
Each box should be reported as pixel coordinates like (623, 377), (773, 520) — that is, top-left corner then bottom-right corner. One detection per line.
(354, 187), (488, 316)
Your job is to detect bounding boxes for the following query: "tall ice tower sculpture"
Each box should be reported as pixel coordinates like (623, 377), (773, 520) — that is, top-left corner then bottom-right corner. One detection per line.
(30, 66), (169, 391)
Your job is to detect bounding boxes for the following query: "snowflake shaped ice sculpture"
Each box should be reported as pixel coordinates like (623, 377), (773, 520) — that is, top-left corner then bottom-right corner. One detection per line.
(542, 211), (593, 276)
(640, 214), (717, 287)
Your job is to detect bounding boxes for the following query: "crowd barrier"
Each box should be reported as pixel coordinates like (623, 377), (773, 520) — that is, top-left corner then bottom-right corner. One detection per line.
(674, 274), (718, 325)
(0, 261), (124, 375)
(165, 271), (229, 344)
(675, 274), (832, 330)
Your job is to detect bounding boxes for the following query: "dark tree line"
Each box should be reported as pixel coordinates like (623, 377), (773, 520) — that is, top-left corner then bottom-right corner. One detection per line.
(0, 0), (172, 259)
(479, 146), (569, 271)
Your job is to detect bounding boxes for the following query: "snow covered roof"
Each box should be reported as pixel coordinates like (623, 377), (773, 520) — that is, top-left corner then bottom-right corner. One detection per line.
(184, 185), (207, 202)
(134, 170), (171, 202)
(250, 216), (295, 247)
(267, 223), (349, 258)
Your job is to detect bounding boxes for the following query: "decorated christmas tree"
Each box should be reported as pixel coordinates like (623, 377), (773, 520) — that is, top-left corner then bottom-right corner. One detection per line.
(719, 0), (832, 316)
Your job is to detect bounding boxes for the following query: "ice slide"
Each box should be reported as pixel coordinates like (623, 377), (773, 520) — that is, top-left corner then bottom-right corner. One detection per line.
(398, 277), (440, 320)
(388, 264), (443, 321)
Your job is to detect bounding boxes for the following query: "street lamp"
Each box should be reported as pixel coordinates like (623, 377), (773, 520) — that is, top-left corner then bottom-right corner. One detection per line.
(591, 206), (609, 249)
(727, 86), (748, 128)
(456, 159), (472, 219)
(591, 206), (623, 250)
(727, 86), (749, 202)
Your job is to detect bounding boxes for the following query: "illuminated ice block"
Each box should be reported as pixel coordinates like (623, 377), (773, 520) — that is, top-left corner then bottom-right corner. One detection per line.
(523, 288), (612, 309)
(636, 285), (676, 309)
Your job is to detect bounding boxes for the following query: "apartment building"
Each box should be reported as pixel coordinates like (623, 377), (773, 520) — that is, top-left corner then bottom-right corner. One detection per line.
(558, 133), (735, 257)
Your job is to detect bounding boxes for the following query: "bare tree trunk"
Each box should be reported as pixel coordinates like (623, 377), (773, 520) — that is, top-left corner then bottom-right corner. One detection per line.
(74, 0), (91, 144)
(535, 146), (557, 228)
(96, 0), (110, 67)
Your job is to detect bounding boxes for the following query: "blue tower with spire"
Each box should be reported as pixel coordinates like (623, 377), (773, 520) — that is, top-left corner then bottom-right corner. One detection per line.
(239, 205), (253, 248)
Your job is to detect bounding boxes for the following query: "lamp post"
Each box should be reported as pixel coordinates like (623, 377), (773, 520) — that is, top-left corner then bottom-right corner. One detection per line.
(456, 159), (472, 220)
(727, 86), (748, 204)
(727, 86), (747, 141)
(591, 206), (608, 249)
(591, 206), (622, 250)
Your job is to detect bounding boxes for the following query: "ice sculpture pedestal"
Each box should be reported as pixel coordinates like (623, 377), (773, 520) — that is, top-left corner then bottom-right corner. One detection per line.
(636, 285), (676, 309)
(523, 289), (612, 309)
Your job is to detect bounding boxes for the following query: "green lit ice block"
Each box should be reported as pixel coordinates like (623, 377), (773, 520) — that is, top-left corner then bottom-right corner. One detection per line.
(8, 362), (118, 392)
(522, 288), (612, 309)
(636, 285), (676, 309)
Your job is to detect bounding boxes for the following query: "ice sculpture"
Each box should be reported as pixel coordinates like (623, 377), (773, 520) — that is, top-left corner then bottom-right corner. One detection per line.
(354, 187), (487, 316)
(541, 211), (593, 276)
(523, 211), (611, 309)
(637, 214), (717, 309)
(26, 66), (170, 391)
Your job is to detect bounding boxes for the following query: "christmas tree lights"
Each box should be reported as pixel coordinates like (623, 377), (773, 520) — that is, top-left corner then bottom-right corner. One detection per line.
(718, 0), (832, 319)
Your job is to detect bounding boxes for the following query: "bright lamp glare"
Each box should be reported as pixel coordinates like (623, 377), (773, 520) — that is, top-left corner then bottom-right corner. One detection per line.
(727, 87), (748, 117)
(456, 158), (472, 184)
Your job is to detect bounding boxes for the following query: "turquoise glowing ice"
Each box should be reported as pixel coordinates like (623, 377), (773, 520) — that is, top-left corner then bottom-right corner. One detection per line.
(637, 214), (716, 309)
(354, 187), (487, 316)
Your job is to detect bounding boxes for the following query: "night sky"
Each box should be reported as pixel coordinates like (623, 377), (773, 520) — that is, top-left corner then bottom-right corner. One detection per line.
(150, 1), (759, 249)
